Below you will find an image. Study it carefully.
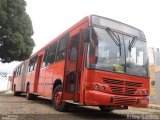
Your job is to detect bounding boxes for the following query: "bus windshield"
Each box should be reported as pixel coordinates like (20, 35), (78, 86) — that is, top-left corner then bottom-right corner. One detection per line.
(87, 27), (148, 77)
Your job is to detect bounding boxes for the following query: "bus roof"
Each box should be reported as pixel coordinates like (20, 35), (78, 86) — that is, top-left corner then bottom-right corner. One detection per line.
(91, 15), (146, 40)
(21, 14), (146, 62)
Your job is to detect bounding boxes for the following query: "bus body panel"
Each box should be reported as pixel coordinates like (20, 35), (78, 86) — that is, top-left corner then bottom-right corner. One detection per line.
(30, 71), (36, 93)
(44, 61), (65, 98)
(25, 72), (32, 90)
(83, 69), (149, 108)
(14, 76), (22, 91)
(85, 90), (149, 108)
(37, 67), (46, 96)
(44, 66), (53, 98)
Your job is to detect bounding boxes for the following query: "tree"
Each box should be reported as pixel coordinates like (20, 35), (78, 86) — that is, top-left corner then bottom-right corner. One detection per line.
(0, 0), (35, 63)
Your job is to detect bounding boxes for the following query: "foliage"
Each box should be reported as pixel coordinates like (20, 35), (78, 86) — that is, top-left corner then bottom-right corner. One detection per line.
(0, 0), (35, 63)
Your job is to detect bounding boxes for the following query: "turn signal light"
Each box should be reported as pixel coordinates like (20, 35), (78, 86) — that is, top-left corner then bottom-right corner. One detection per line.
(141, 90), (149, 95)
(136, 89), (149, 96)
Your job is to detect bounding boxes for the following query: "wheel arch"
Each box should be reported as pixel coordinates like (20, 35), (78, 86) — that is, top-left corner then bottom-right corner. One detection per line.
(25, 82), (30, 92)
(52, 79), (63, 93)
(14, 84), (16, 91)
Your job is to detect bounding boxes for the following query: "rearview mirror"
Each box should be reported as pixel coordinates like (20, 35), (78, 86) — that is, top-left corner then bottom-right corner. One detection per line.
(82, 28), (90, 43)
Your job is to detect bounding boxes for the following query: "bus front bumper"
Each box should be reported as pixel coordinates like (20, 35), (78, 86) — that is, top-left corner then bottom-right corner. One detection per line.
(84, 90), (149, 108)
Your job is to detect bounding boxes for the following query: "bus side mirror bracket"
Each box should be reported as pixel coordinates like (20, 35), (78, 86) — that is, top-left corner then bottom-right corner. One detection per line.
(82, 28), (90, 43)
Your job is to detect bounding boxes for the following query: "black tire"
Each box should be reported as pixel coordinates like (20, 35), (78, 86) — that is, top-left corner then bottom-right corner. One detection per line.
(14, 91), (21, 96)
(26, 85), (33, 100)
(52, 85), (70, 112)
(99, 106), (114, 112)
(32, 95), (38, 100)
(13, 85), (21, 96)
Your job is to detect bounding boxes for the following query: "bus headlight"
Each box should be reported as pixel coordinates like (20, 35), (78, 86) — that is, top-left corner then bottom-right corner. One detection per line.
(101, 86), (105, 91)
(94, 84), (99, 90)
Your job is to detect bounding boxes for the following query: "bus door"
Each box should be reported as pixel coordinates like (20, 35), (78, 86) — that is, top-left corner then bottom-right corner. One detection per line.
(63, 30), (83, 102)
(34, 55), (43, 93)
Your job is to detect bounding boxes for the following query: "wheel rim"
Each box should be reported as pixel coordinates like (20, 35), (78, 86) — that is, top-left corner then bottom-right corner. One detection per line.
(54, 90), (62, 106)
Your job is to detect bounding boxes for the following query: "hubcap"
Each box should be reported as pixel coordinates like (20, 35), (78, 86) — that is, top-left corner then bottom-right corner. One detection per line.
(54, 90), (62, 106)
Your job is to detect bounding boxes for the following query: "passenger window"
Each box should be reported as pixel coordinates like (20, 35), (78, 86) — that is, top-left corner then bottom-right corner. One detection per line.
(69, 34), (79, 61)
(56, 34), (68, 61)
(28, 56), (37, 72)
(42, 48), (48, 67)
(46, 42), (57, 65)
(70, 47), (77, 60)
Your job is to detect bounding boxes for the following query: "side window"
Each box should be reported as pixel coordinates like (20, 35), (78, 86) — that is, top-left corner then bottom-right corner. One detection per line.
(28, 56), (37, 72)
(17, 68), (19, 76)
(46, 42), (58, 65)
(42, 48), (48, 67)
(18, 67), (20, 76)
(89, 28), (96, 57)
(21, 64), (24, 75)
(56, 34), (68, 61)
(16, 68), (18, 76)
(69, 34), (79, 61)
(28, 59), (31, 72)
(19, 66), (21, 76)
(81, 29), (87, 54)
(16, 68), (19, 76)
(15, 65), (23, 77)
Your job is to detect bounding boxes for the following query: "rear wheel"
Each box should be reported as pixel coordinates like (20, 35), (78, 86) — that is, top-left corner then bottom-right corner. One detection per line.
(13, 85), (21, 96)
(52, 85), (70, 112)
(99, 106), (114, 112)
(26, 85), (33, 100)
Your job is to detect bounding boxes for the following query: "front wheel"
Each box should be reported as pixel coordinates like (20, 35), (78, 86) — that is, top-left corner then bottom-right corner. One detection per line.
(52, 85), (70, 112)
(99, 106), (114, 112)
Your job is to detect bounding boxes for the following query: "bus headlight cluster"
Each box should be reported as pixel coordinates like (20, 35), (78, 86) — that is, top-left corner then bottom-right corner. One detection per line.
(94, 84), (106, 92)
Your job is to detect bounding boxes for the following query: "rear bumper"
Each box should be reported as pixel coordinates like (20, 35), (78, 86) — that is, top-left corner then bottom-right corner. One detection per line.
(84, 90), (149, 108)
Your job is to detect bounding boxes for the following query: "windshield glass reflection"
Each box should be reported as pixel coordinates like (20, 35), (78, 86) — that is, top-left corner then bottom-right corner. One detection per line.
(87, 27), (148, 77)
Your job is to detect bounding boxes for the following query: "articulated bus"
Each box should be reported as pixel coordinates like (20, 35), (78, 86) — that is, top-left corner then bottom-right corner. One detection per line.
(12, 15), (149, 112)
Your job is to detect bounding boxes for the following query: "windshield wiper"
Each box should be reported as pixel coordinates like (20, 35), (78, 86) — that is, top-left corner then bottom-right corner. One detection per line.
(106, 27), (121, 56)
(128, 36), (137, 51)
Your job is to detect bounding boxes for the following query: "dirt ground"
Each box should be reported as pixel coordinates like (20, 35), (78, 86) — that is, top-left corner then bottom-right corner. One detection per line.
(0, 91), (160, 120)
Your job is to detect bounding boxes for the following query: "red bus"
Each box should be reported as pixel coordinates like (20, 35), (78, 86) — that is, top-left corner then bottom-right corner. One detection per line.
(12, 15), (149, 112)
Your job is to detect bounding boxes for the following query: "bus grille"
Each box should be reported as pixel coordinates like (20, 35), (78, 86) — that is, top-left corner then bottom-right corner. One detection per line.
(103, 78), (142, 96)
(113, 96), (137, 105)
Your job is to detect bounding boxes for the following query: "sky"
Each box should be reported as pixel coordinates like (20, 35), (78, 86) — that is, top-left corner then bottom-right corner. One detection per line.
(0, 0), (160, 75)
